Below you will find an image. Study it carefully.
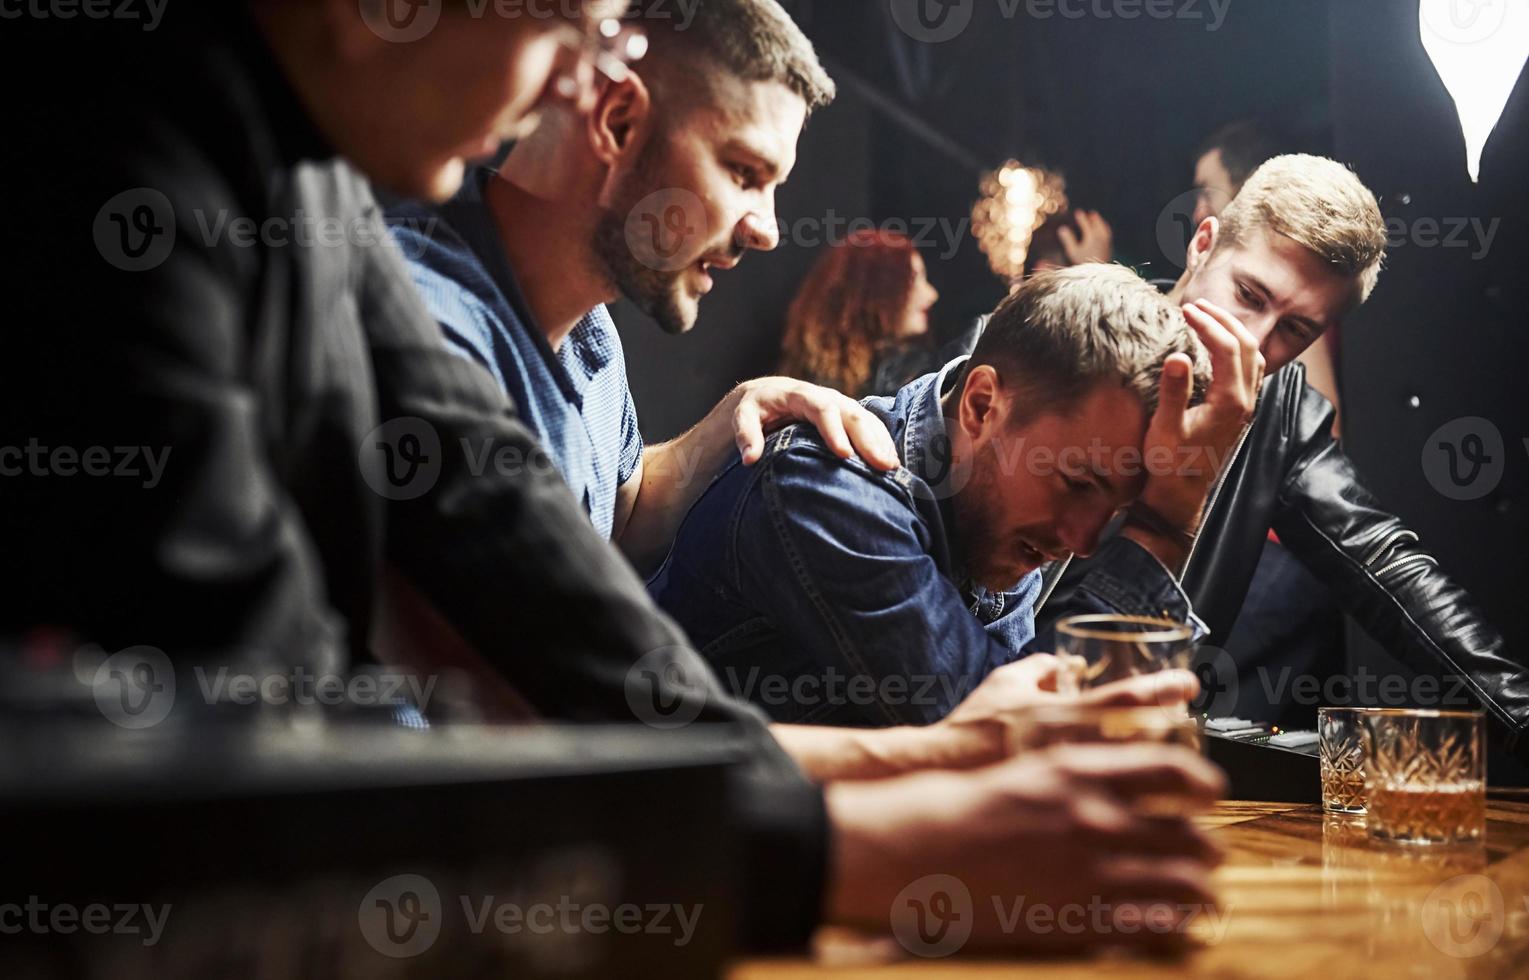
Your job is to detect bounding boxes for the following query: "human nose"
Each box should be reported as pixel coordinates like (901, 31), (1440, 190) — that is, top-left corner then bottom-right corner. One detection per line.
(735, 207), (780, 252)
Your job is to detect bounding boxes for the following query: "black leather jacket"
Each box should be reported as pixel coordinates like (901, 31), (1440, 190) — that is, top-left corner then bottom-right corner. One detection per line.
(1033, 364), (1529, 761)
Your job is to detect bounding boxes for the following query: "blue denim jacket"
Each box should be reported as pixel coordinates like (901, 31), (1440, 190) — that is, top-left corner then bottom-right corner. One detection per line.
(649, 358), (1198, 727)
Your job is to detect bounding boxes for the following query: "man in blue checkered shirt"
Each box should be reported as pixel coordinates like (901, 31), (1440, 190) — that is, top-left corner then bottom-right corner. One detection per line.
(387, 84), (900, 565)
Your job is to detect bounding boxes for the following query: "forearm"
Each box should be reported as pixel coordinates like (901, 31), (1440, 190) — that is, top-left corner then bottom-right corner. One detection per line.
(771, 722), (1001, 783)
(618, 386), (744, 570)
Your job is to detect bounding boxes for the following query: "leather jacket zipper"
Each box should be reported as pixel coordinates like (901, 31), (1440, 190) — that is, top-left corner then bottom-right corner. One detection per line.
(1374, 552), (1438, 580)
(1364, 529), (1419, 569)
(1033, 555), (1073, 616)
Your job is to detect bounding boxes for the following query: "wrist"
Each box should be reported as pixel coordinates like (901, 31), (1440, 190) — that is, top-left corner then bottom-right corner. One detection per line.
(1120, 522), (1190, 574)
(885, 719), (1003, 775)
(1133, 488), (1204, 535)
(846, 723), (1001, 780)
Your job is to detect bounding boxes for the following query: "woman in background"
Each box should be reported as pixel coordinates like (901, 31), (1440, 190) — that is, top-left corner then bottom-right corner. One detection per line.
(778, 230), (941, 398)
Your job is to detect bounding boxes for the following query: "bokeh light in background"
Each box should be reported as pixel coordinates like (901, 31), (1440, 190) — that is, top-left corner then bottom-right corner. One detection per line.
(970, 162), (1069, 283)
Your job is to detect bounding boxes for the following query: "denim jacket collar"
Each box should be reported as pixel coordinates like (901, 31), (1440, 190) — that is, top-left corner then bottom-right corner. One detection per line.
(897, 354), (968, 489)
(865, 355), (1028, 613)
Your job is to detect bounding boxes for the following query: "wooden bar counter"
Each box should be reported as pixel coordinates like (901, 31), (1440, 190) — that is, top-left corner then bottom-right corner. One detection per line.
(733, 797), (1529, 978)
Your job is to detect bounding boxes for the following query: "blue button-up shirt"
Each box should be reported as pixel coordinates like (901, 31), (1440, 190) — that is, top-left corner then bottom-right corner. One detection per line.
(385, 168), (642, 539)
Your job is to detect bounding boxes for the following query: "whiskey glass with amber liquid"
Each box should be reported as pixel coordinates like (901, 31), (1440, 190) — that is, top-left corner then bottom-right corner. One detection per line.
(1318, 707), (1369, 813)
(1362, 709), (1486, 845)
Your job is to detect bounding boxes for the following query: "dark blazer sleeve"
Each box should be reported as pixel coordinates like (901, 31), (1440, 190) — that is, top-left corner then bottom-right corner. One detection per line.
(358, 196), (827, 949)
(1273, 383), (1529, 761)
(5, 130), (348, 678)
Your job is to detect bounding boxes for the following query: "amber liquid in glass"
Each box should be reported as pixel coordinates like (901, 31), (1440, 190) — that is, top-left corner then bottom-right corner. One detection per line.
(1321, 768), (1367, 813)
(1366, 782), (1486, 843)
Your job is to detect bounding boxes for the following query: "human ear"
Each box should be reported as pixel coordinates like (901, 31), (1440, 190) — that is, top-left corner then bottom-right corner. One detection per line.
(1184, 215), (1219, 274)
(959, 365), (1003, 442)
(588, 73), (653, 166)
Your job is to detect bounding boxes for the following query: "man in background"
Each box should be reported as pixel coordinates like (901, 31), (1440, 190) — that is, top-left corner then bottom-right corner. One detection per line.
(1033, 156), (1529, 759)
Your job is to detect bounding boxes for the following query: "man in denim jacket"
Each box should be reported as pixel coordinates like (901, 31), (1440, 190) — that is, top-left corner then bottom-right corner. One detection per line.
(653, 265), (1265, 726)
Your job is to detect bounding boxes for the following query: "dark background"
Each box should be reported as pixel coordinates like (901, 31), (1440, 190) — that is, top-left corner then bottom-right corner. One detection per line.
(613, 0), (1529, 761)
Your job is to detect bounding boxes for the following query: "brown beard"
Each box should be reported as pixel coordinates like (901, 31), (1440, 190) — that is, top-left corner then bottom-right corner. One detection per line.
(949, 443), (1011, 592)
(590, 136), (694, 335)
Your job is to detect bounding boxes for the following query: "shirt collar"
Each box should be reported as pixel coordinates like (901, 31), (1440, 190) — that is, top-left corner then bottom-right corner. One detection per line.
(444, 167), (617, 398)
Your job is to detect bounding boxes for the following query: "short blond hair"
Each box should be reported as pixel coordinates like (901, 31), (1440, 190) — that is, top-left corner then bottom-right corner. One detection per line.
(1218, 154), (1386, 301)
(971, 264), (1211, 420)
